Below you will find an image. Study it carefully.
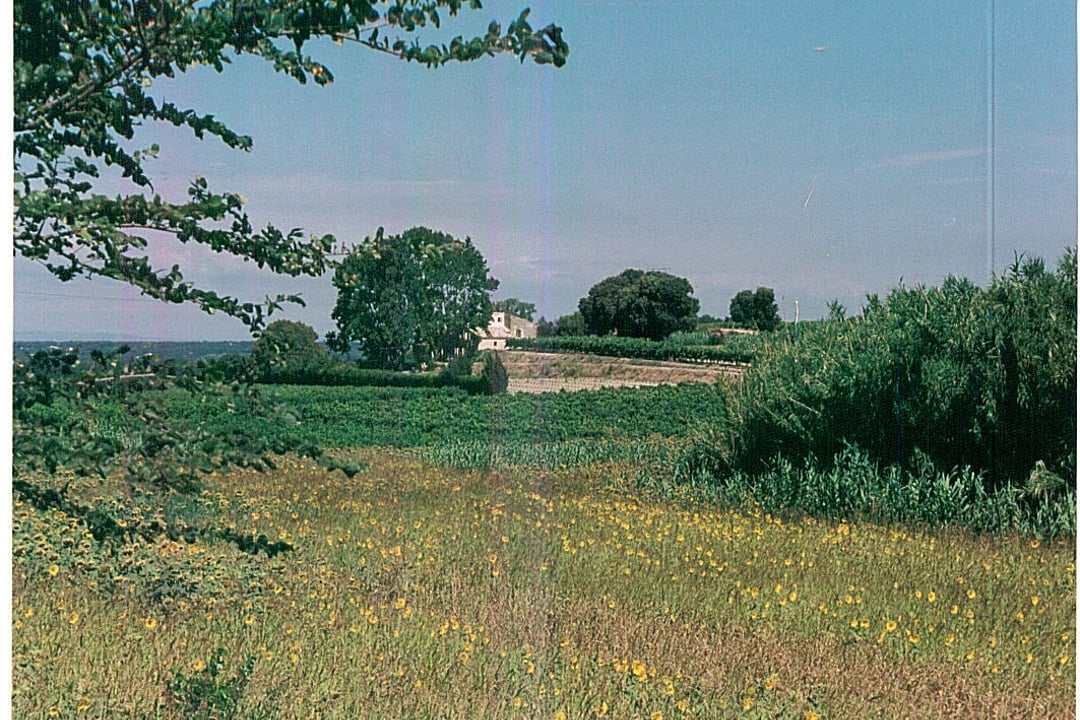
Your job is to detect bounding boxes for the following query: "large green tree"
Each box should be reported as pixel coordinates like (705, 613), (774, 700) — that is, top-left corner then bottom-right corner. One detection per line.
(729, 287), (782, 331)
(578, 269), (700, 340)
(250, 319), (327, 376)
(328, 227), (495, 369)
(13, 0), (568, 498)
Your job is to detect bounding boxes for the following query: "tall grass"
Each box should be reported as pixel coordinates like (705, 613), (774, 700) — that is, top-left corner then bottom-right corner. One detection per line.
(415, 438), (683, 472)
(671, 442), (1076, 539)
(13, 453), (1076, 719)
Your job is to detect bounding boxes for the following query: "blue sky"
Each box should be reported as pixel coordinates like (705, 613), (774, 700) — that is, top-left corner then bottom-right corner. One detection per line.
(12, 0), (1077, 340)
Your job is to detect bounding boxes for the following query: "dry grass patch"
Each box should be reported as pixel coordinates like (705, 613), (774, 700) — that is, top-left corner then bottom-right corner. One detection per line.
(500, 350), (743, 393)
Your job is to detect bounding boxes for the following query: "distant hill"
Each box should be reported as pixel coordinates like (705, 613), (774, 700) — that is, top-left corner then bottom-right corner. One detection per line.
(13, 340), (256, 363)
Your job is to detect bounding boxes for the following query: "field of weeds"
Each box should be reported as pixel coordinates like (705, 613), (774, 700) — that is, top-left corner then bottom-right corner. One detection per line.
(13, 451), (1075, 719)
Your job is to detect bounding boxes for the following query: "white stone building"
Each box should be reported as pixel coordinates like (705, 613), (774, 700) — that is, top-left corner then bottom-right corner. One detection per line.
(477, 311), (537, 350)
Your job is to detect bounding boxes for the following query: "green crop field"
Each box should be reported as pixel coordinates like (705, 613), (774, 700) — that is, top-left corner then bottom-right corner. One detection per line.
(158, 382), (731, 449)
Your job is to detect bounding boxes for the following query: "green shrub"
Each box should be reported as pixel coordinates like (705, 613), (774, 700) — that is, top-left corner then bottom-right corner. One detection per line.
(680, 251), (1076, 535)
(479, 351), (509, 395)
(258, 362), (489, 394)
(250, 320), (327, 377)
(197, 353), (254, 383)
(167, 648), (258, 720)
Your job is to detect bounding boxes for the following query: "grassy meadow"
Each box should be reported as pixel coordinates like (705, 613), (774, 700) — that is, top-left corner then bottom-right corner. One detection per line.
(13, 450), (1075, 719)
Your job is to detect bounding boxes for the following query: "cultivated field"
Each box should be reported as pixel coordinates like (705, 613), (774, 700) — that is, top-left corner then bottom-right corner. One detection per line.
(13, 451), (1075, 719)
(500, 351), (745, 394)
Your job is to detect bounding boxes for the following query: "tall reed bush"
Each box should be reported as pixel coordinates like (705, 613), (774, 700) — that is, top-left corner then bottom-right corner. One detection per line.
(681, 251), (1076, 535)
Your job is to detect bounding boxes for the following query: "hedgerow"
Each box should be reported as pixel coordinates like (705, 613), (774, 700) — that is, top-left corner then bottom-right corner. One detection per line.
(507, 335), (756, 364)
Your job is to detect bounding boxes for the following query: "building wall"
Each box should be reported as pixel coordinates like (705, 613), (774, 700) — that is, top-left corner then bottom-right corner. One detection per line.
(477, 312), (536, 350)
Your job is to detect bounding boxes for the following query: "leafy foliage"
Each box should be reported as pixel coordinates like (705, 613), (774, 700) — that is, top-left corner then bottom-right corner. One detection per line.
(579, 269), (700, 340)
(197, 352), (255, 384)
(729, 287), (782, 331)
(695, 251), (1076, 505)
(493, 298), (537, 322)
(14, 0), (567, 328)
(328, 227), (496, 369)
(12, 346), (363, 530)
(250, 319), (327, 377)
(167, 648), (258, 720)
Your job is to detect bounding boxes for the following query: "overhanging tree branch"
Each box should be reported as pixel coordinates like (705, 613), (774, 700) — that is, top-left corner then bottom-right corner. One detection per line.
(15, 0), (568, 332)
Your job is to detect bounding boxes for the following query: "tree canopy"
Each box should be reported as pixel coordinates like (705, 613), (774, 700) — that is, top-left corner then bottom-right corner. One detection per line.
(578, 269), (700, 341)
(327, 226), (495, 369)
(250, 319), (326, 376)
(493, 298), (537, 322)
(729, 287), (782, 331)
(14, 0), (568, 331)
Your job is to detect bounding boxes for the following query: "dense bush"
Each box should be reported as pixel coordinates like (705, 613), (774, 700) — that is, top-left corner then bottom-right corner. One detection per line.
(196, 353), (254, 383)
(686, 251), (1076, 523)
(479, 351), (509, 395)
(250, 320), (327, 376)
(507, 335), (755, 364)
(258, 361), (490, 394)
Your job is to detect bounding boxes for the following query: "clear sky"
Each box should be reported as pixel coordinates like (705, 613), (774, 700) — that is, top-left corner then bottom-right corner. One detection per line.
(12, 0), (1077, 341)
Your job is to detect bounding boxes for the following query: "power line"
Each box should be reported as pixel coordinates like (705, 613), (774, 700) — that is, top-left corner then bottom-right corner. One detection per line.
(14, 290), (173, 304)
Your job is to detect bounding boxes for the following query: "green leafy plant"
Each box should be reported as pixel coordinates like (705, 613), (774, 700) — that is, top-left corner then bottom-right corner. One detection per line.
(480, 351), (510, 395)
(250, 320), (327, 378)
(167, 648), (258, 720)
